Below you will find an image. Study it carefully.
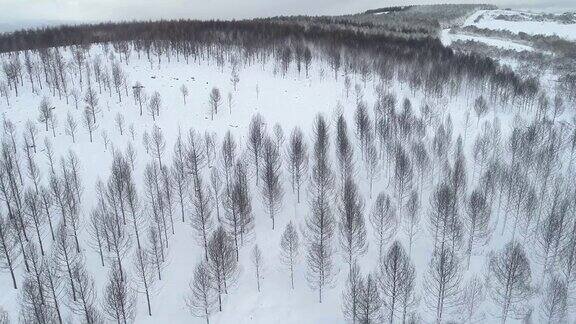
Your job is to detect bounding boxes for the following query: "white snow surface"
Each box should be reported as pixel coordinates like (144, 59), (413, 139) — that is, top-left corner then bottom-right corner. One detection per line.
(464, 9), (576, 41)
(0, 43), (562, 324)
(440, 29), (535, 52)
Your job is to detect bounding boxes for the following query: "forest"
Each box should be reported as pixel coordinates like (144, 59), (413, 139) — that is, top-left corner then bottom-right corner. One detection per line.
(0, 9), (575, 324)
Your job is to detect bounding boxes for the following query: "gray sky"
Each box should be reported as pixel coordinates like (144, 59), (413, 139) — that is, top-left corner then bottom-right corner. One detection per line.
(0, 0), (574, 31)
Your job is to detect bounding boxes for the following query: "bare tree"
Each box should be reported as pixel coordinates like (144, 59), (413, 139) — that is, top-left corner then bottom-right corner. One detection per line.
(209, 168), (222, 223)
(487, 241), (533, 323)
(68, 260), (101, 324)
(133, 237), (155, 316)
(260, 136), (283, 230)
(25, 120), (38, 153)
(457, 276), (486, 323)
(358, 272), (381, 324)
(207, 226), (238, 311)
(247, 114), (265, 185)
(0, 212), (20, 289)
(424, 246), (462, 324)
(148, 91), (161, 121)
(82, 107), (97, 143)
(342, 262), (362, 323)
(403, 191), (420, 255)
(186, 260), (215, 324)
(171, 130), (188, 222)
(464, 188), (490, 268)
(38, 97), (53, 131)
(305, 114), (336, 303)
(23, 189), (46, 255)
(132, 81), (145, 115)
(370, 193), (397, 258)
(379, 241), (416, 324)
(84, 86), (99, 123)
(53, 222), (80, 302)
(338, 177), (367, 271)
(115, 113), (125, 135)
(539, 274), (567, 324)
(251, 244), (264, 292)
(102, 211), (132, 283)
(280, 221), (299, 289)
(190, 175), (214, 262)
(65, 111), (78, 143)
(285, 127), (308, 203)
(150, 125), (166, 168)
(209, 87), (221, 120)
(474, 96), (488, 126)
(103, 261), (136, 324)
(180, 84), (188, 105)
(335, 115), (355, 183)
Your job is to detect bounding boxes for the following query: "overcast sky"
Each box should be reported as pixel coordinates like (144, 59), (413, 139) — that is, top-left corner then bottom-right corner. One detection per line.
(0, 0), (574, 30)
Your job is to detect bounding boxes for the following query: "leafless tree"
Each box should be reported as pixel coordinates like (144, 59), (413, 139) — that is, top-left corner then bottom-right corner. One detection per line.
(210, 168), (222, 223)
(114, 113), (125, 135)
(365, 143), (379, 198)
(209, 87), (221, 120)
(180, 84), (188, 105)
(25, 120), (38, 153)
(186, 260), (215, 324)
(464, 188), (490, 268)
(147, 226), (166, 281)
(260, 136), (283, 229)
(171, 130), (188, 222)
(23, 189), (46, 255)
(207, 226), (238, 311)
(403, 191), (420, 255)
(474, 96), (488, 126)
(305, 114), (336, 303)
(148, 91), (161, 121)
(393, 145), (413, 216)
(103, 261), (135, 324)
(335, 115), (355, 187)
(190, 174), (214, 261)
(280, 221), (299, 289)
(53, 222), (80, 302)
(285, 127), (308, 203)
(248, 114), (265, 185)
(134, 245), (156, 316)
(0, 211), (20, 289)
(338, 177), (367, 271)
(342, 262), (362, 323)
(539, 274), (567, 324)
(487, 241), (532, 323)
(370, 192), (397, 258)
(132, 81), (145, 115)
(151, 125), (166, 168)
(84, 86), (99, 124)
(457, 275), (486, 323)
(111, 61), (124, 102)
(358, 272), (381, 324)
(102, 211), (132, 283)
(68, 260), (101, 324)
(251, 244), (264, 292)
(38, 97), (53, 131)
(379, 241), (416, 324)
(83, 107), (97, 143)
(65, 111), (78, 143)
(424, 246), (462, 324)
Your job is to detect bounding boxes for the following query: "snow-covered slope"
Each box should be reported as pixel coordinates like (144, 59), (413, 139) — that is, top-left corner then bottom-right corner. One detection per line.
(0, 36), (573, 324)
(464, 9), (576, 41)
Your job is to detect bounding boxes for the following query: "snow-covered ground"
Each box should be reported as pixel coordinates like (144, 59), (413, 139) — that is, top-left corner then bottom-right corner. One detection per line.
(0, 39), (572, 324)
(464, 9), (576, 41)
(440, 29), (535, 52)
